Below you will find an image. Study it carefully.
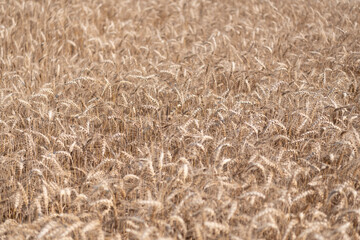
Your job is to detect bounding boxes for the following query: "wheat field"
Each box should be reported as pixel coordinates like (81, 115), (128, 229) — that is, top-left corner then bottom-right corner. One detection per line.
(0, 0), (359, 239)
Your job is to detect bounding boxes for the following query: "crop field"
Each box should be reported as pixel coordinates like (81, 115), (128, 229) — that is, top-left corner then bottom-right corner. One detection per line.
(0, 0), (360, 239)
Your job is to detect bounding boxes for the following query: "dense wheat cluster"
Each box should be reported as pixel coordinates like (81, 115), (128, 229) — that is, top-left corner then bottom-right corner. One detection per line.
(0, 0), (360, 239)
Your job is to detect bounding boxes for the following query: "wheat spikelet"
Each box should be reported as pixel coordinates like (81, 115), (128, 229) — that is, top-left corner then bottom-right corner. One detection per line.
(193, 223), (203, 240)
(140, 226), (158, 240)
(34, 196), (43, 217)
(42, 184), (49, 214)
(13, 191), (21, 212)
(18, 99), (32, 109)
(227, 201), (238, 221)
(253, 208), (282, 222)
(90, 199), (113, 208)
(60, 221), (84, 238)
(123, 174), (140, 182)
(296, 119), (308, 135)
(137, 200), (163, 210)
(214, 143), (232, 165)
(55, 139), (66, 149)
(121, 151), (135, 161)
(81, 220), (100, 235)
(292, 190), (315, 205)
(204, 221), (229, 234)
(178, 163), (189, 182)
(55, 151), (72, 160)
(31, 93), (49, 102)
(17, 182), (28, 207)
(41, 154), (66, 176)
(126, 228), (141, 238)
(125, 220), (141, 231)
(170, 215), (187, 235)
(239, 191), (266, 201)
(37, 221), (60, 239)
(25, 132), (35, 158)
(297, 222), (328, 240)
(281, 219), (298, 240)
(259, 155), (284, 176)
